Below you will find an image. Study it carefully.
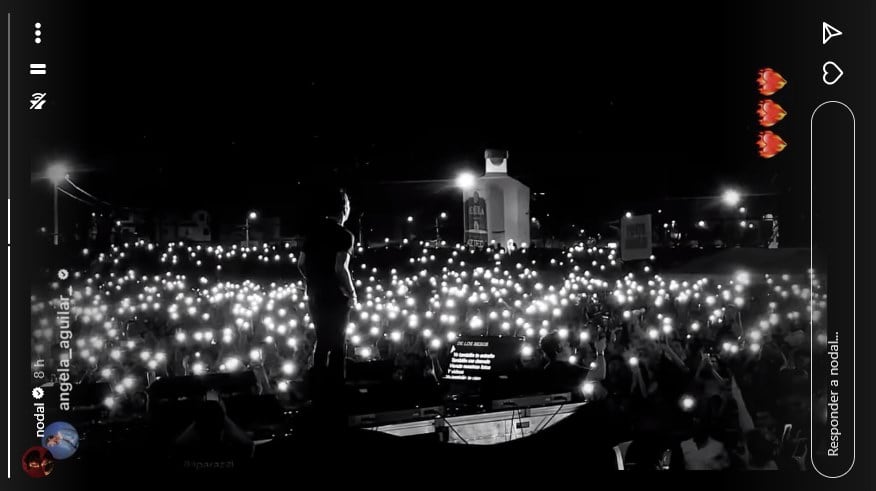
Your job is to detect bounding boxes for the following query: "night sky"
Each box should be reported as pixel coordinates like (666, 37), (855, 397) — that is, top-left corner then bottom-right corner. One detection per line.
(27, 2), (818, 243)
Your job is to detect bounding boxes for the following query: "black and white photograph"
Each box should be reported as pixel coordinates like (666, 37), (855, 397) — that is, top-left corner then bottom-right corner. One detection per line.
(5, 1), (875, 487)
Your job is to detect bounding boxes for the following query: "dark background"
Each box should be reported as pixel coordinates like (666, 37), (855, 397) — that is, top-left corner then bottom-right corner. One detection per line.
(26, 2), (817, 244)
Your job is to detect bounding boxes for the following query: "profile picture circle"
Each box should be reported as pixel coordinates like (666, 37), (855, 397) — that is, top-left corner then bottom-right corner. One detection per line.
(21, 446), (54, 478)
(41, 421), (80, 460)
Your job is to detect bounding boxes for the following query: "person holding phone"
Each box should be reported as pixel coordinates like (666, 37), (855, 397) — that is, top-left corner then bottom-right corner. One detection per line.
(172, 392), (255, 472)
(539, 330), (593, 393)
(730, 376), (779, 470)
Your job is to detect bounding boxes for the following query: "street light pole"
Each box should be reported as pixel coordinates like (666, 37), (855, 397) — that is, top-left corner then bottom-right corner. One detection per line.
(245, 217), (250, 248)
(435, 212), (447, 244)
(434, 216), (440, 243)
(53, 183), (59, 246)
(46, 163), (69, 246)
(245, 211), (258, 248)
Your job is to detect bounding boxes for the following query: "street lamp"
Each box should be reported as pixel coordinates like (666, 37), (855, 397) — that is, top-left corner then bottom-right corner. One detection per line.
(722, 189), (741, 207)
(46, 163), (69, 246)
(455, 173), (477, 246)
(245, 211), (258, 248)
(435, 211), (448, 243)
(403, 215), (415, 242)
(455, 172), (476, 191)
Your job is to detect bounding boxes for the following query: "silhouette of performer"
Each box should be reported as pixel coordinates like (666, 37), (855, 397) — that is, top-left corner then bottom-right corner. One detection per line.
(298, 188), (357, 424)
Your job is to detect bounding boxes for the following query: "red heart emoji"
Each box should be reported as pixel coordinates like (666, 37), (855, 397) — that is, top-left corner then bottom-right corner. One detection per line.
(757, 131), (787, 158)
(757, 99), (788, 127)
(757, 68), (787, 96)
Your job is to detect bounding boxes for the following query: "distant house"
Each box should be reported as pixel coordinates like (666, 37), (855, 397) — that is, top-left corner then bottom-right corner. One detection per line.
(114, 210), (147, 239)
(157, 210), (212, 243)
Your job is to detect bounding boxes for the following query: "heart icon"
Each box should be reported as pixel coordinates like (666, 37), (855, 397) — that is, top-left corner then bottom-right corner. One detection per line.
(822, 61), (844, 85)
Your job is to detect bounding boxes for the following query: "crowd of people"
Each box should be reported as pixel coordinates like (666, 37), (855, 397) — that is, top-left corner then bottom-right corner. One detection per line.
(31, 236), (821, 470)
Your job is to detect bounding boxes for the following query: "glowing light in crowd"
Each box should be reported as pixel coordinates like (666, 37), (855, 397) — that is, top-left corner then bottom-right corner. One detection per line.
(225, 357), (242, 371)
(680, 395), (696, 411)
(28, 232), (823, 412)
(581, 381), (595, 396)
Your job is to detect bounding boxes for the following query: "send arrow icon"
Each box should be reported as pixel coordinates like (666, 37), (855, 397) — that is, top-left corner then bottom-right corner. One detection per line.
(822, 22), (842, 45)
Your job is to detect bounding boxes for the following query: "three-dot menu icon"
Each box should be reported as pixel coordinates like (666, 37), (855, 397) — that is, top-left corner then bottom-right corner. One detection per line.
(30, 22), (48, 109)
